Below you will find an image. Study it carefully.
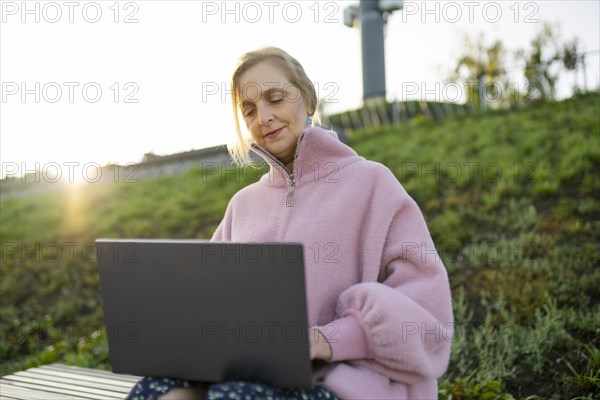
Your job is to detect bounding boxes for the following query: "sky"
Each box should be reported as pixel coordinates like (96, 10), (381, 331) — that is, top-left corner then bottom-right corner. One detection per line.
(1, 0), (599, 180)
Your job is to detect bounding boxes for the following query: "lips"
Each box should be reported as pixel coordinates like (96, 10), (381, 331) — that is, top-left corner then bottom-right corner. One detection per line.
(264, 127), (284, 138)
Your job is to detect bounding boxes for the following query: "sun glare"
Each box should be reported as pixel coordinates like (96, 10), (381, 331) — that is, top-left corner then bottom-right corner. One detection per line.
(63, 176), (92, 236)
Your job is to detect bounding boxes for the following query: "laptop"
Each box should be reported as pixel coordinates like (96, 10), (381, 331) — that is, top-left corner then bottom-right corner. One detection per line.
(96, 238), (313, 389)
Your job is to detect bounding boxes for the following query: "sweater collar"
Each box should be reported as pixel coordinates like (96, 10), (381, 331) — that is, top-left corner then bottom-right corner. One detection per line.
(249, 126), (359, 186)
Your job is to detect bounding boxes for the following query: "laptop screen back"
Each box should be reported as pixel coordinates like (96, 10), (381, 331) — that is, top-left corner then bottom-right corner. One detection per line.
(96, 239), (312, 389)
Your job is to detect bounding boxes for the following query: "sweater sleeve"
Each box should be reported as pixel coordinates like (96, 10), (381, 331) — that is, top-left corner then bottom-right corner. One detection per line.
(210, 218), (227, 241)
(317, 179), (454, 384)
(210, 201), (233, 242)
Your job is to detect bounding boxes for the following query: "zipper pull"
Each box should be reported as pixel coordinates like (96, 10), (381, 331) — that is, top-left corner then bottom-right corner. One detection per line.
(285, 173), (295, 207)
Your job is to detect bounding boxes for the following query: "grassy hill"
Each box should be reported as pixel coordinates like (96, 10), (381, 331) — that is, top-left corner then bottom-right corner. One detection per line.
(1, 93), (598, 398)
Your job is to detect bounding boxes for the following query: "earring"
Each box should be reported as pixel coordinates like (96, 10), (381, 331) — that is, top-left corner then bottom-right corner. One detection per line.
(307, 116), (313, 127)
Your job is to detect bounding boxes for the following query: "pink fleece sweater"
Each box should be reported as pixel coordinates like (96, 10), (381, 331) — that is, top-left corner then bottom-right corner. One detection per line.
(211, 126), (454, 399)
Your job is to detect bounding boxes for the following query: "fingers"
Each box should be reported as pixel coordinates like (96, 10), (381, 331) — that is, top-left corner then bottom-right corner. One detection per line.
(308, 328), (319, 360)
(309, 327), (333, 360)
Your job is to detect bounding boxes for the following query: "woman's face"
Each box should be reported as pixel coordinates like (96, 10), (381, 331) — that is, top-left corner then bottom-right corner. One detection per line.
(238, 61), (309, 167)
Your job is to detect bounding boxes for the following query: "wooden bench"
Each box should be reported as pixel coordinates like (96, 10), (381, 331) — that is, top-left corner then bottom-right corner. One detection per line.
(0, 363), (140, 399)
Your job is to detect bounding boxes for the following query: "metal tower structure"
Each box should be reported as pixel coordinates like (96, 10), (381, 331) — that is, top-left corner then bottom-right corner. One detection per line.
(344, 1), (404, 101)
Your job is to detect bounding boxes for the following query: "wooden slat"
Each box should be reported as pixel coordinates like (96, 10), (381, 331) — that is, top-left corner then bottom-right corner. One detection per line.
(0, 381), (116, 400)
(0, 374), (124, 399)
(21, 367), (138, 388)
(0, 382), (83, 400)
(39, 364), (141, 383)
(0, 363), (142, 400)
(10, 371), (132, 393)
(4, 380), (123, 400)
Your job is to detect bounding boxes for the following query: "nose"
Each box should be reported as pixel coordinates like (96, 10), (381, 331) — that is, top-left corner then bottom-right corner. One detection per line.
(257, 102), (273, 125)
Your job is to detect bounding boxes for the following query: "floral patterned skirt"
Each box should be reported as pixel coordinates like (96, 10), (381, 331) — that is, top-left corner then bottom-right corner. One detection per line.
(126, 376), (339, 400)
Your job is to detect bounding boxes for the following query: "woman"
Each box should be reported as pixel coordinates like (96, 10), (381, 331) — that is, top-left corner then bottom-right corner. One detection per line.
(127, 47), (453, 400)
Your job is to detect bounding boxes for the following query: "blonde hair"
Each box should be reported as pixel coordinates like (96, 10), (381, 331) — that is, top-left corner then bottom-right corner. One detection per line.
(228, 47), (319, 165)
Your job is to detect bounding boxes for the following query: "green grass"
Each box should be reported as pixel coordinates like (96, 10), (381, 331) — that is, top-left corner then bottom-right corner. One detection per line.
(1, 93), (599, 399)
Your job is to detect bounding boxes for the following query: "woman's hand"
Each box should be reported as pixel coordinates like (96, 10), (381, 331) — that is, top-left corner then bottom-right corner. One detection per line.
(309, 328), (332, 361)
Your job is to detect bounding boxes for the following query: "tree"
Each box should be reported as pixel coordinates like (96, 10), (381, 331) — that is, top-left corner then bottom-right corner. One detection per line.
(561, 38), (583, 93)
(450, 33), (509, 110)
(517, 22), (562, 102)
